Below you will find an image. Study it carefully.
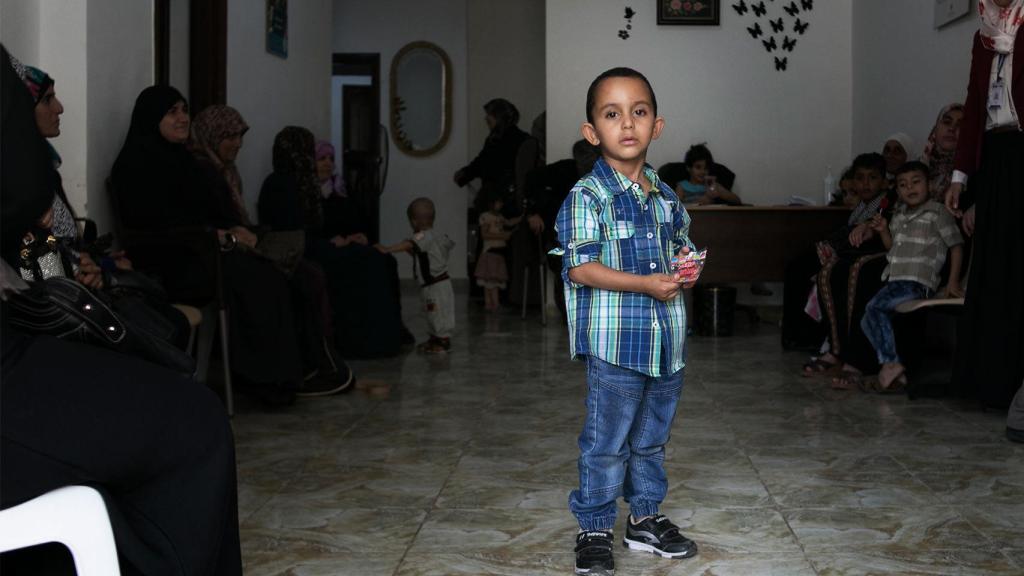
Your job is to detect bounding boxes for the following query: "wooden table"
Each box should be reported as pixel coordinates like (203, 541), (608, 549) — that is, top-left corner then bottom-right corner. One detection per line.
(686, 205), (850, 283)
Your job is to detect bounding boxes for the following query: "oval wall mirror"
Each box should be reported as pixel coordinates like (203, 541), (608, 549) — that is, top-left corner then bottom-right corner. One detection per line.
(389, 41), (452, 157)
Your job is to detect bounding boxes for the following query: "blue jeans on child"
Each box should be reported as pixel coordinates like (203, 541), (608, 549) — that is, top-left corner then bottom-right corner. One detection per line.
(569, 355), (685, 531)
(861, 280), (930, 364)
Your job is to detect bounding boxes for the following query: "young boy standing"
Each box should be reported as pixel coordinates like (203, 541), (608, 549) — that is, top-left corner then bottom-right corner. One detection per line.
(862, 161), (964, 392)
(555, 67), (699, 575)
(377, 197), (455, 353)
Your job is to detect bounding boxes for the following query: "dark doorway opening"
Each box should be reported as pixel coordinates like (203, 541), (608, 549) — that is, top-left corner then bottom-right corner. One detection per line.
(333, 53), (383, 244)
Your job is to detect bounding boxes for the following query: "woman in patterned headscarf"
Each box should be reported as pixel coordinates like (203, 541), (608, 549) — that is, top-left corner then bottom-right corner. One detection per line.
(920, 103), (965, 203)
(260, 126), (407, 358)
(192, 105), (250, 225)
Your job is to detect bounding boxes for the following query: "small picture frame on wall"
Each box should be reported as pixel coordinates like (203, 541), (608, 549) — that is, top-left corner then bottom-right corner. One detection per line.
(934, 0), (971, 29)
(657, 0), (720, 26)
(266, 0), (288, 58)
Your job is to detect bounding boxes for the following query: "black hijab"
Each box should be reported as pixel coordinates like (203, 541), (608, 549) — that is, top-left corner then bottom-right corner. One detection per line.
(110, 85), (204, 229)
(1, 45), (57, 262)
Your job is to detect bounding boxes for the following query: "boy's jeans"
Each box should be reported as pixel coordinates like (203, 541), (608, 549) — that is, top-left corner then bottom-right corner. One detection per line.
(861, 280), (930, 365)
(570, 356), (684, 531)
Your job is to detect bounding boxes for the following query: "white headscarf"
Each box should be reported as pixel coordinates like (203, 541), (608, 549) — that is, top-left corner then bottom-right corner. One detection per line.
(884, 133), (916, 161)
(978, 0), (1024, 54)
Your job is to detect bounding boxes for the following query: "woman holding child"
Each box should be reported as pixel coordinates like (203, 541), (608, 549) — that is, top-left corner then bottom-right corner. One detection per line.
(947, 0), (1024, 419)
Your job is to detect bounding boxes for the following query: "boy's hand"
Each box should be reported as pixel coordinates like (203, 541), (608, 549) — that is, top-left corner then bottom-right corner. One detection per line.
(849, 223), (873, 247)
(868, 214), (888, 233)
(945, 281), (965, 298)
(645, 274), (681, 302)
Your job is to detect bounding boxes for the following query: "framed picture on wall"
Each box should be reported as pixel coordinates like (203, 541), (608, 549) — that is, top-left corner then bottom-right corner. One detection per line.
(266, 0), (288, 58)
(657, 0), (720, 26)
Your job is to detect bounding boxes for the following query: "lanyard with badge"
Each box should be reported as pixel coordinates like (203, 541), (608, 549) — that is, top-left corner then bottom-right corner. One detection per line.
(989, 54), (1008, 111)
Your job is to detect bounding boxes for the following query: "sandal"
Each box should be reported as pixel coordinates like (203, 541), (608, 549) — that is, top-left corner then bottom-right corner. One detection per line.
(875, 374), (908, 395)
(802, 356), (839, 377)
(830, 371), (862, 390)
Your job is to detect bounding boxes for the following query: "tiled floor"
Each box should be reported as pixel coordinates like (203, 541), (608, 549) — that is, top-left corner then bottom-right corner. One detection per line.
(234, 285), (1023, 575)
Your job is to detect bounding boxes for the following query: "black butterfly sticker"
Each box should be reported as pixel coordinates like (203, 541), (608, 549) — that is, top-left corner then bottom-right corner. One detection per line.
(747, 22), (763, 39)
(782, 36), (796, 51)
(793, 18), (809, 34)
(800, 0), (813, 10)
(775, 56), (788, 71)
(762, 36), (777, 52)
(732, 0), (748, 16)
(624, 6), (636, 19)
(769, 17), (784, 33)
(619, 7), (636, 40)
(752, 1), (767, 17)
(783, 1), (800, 17)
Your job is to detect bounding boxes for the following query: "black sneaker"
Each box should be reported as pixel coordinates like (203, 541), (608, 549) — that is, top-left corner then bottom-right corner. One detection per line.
(574, 530), (615, 575)
(623, 515), (697, 559)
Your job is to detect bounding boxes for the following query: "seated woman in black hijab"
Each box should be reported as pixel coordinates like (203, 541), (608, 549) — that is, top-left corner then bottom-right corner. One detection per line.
(110, 85), (303, 404)
(260, 127), (405, 358)
(1, 45), (241, 576)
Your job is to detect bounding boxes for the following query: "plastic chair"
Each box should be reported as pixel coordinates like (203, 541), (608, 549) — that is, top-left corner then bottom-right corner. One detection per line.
(0, 486), (121, 575)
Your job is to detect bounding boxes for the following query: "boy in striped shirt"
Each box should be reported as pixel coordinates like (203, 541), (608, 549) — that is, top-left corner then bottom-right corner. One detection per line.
(862, 161), (964, 392)
(555, 67), (699, 575)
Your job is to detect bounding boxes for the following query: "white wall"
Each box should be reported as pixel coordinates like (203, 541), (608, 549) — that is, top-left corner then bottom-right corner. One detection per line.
(852, 0), (977, 159)
(546, 0), (853, 205)
(228, 0), (333, 220)
(86, 0), (153, 232)
(466, 0), (546, 157)
(1, 0), (40, 64)
(333, 0), (469, 278)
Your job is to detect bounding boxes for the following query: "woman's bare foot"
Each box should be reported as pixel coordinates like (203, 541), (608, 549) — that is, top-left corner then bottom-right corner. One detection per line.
(803, 352), (840, 376)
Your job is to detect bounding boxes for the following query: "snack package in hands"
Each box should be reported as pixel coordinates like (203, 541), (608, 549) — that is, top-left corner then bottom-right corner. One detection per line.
(670, 249), (707, 285)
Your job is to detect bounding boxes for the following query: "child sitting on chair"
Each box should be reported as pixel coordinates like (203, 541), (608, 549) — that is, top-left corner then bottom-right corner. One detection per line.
(860, 161), (964, 392)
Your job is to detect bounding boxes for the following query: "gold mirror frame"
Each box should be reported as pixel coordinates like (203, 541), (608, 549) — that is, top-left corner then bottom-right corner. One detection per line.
(389, 41), (452, 157)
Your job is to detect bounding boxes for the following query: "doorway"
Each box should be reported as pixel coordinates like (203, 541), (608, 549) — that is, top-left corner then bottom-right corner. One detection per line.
(332, 54), (383, 244)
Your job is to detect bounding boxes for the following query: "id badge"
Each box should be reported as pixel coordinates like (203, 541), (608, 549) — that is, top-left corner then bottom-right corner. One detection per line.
(988, 79), (1005, 110)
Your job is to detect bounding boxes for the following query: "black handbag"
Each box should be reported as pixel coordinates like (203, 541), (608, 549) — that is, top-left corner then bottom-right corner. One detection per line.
(6, 276), (127, 348)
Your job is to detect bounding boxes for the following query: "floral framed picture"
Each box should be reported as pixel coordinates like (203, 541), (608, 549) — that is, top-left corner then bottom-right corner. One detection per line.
(657, 0), (720, 26)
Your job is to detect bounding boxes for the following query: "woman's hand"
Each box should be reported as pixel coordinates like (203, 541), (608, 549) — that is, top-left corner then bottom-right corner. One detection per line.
(945, 182), (964, 217)
(527, 214), (545, 235)
(77, 252), (104, 289)
(347, 233), (368, 245)
(230, 226), (258, 249)
(330, 235), (349, 248)
(962, 205), (976, 237)
(111, 250), (133, 271)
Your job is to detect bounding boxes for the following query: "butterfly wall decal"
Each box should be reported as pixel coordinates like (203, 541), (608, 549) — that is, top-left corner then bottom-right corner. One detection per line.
(752, 1), (767, 17)
(769, 17), (784, 32)
(800, 0), (813, 10)
(783, 1), (800, 17)
(782, 36), (796, 51)
(748, 22), (763, 39)
(793, 18), (809, 34)
(736, 0), (814, 72)
(762, 36), (777, 52)
(732, 0), (748, 16)
(775, 56), (788, 71)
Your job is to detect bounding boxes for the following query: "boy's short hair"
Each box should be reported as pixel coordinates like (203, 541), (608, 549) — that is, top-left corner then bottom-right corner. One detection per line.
(585, 67), (658, 124)
(683, 143), (714, 168)
(894, 160), (930, 180)
(840, 166), (856, 182)
(407, 197), (436, 223)
(851, 152), (886, 178)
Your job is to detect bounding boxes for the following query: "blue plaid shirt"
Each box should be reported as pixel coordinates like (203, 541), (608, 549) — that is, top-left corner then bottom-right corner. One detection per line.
(554, 157), (695, 377)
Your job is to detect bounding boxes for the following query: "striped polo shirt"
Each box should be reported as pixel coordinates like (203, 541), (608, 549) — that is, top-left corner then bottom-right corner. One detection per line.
(883, 200), (963, 291)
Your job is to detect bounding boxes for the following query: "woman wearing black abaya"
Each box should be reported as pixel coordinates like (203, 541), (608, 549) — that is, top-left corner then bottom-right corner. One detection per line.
(947, 0), (1024, 413)
(1, 45), (241, 576)
(261, 127), (404, 358)
(110, 86), (303, 402)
